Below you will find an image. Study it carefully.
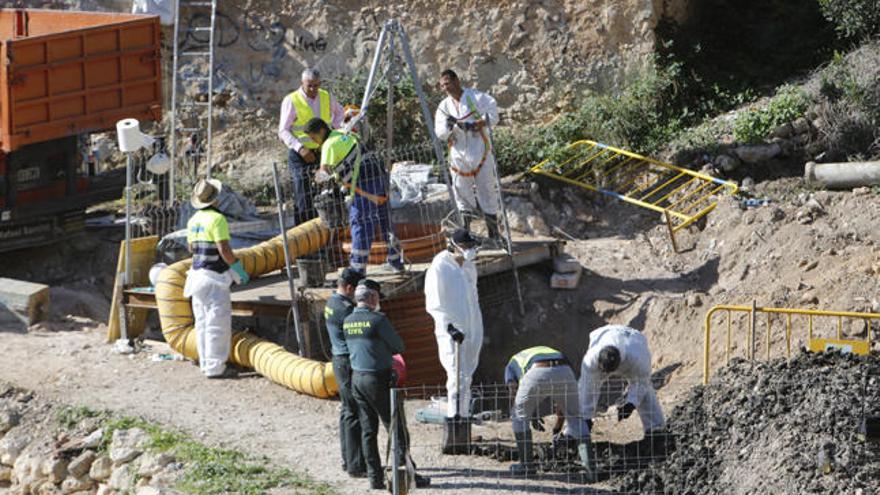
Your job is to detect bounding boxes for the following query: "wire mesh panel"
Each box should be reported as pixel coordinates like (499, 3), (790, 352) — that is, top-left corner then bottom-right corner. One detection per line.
(388, 376), (696, 494)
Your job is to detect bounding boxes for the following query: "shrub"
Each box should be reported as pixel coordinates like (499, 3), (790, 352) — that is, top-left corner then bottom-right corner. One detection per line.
(818, 0), (880, 40)
(732, 86), (810, 143)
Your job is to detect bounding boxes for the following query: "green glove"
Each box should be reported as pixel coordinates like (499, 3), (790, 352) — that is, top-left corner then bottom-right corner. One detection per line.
(230, 260), (250, 285)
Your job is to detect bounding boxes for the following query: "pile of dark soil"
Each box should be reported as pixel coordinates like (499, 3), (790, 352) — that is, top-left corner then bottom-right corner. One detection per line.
(617, 350), (880, 494)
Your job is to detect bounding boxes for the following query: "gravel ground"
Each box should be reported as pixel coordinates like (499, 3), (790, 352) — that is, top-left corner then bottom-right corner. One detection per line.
(617, 351), (880, 494)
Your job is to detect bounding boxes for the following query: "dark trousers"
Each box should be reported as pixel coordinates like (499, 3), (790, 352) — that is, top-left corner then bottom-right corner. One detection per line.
(288, 148), (319, 226)
(332, 355), (365, 475)
(352, 369), (409, 483)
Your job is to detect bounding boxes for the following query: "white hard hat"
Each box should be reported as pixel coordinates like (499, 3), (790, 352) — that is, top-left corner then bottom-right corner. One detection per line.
(146, 152), (171, 175)
(149, 263), (168, 287)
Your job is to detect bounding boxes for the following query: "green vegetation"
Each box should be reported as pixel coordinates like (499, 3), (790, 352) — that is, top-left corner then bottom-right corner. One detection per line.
(819, 0), (880, 41)
(59, 410), (333, 495)
(56, 405), (102, 429)
(732, 86), (811, 144)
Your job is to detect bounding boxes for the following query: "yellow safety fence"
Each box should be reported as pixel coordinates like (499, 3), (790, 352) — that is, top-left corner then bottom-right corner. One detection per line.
(155, 217), (337, 398)
(703, 304), (879, 384)
(530, 140), (738, 251)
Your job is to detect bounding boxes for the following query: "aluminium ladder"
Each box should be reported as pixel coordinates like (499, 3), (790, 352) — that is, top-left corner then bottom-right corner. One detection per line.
(170, 0), (217, 200)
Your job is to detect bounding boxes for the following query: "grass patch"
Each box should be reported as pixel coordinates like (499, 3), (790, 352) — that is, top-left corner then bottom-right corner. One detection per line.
(55, 406), (102, 429)
(56, 410), (331, 495)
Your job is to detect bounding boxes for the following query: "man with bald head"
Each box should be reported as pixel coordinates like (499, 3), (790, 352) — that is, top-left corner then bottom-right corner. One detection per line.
(278, 68), (344, 225)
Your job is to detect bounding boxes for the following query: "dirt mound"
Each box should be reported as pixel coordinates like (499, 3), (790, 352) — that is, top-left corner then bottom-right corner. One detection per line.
(618, 350), (880, 494)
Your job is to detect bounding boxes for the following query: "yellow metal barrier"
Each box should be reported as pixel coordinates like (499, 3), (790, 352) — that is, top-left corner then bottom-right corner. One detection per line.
(530, 140), (738, 251)
(703, 304), (879, 384)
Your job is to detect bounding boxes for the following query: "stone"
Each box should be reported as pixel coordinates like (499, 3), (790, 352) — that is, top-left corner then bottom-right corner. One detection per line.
(136, 452), (174, 478)
(60, 476), (93, 494)
(12, 452), (41, 484)
(88, 456), (113, 482)
(95, 484), (114, 495)
(733, 143), (782, 163)
(800, 292), (819, 305)
(770, 122), (793, 139)
(686, 293), (703, 308)
(36, 479), (62, 495)
(803, 198), (824, 215)
(792, 117), (811, 134)
(108, 465), (134, 491)
(741, 177), (755, 190)
(714, 154), (741, 173)
(845, 319), (868, 338)
(0, 431), (29, 465)
(109, 428), (147, 465)
(853, 186), (870, 195)
(67, 451), (96, 478)
(803, 260), (819, 272)
(41, 458), (68, 484)
(0, 408), (20, 434)
(136, 487), (161, 495)
(763, 206), (785, 222)
(0, 465), (11, 481)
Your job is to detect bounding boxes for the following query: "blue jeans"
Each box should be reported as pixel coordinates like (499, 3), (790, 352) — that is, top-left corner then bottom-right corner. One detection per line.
(348, 163), (401, 273)
(288, 148), (319, 226)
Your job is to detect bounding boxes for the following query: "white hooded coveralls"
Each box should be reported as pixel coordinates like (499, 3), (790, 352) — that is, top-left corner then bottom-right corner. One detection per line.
(183, 269), (232, 377)
(579, 325), (665, 433)
(434, 88), (500, 216)
(424, 250), (484, 417)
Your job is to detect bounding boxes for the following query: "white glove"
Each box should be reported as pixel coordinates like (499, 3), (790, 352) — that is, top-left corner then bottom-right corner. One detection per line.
(315, 169), (331, 183)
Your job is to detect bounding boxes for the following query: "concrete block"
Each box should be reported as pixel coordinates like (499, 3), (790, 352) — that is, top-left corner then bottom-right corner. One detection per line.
(552, 253), (581, 274)
(0, 278), (49, 327)
(550, 266), (582, 289)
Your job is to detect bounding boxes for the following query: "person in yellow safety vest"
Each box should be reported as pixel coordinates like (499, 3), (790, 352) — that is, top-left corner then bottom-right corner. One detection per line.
(433, 69), (502, 244)
(305, 118), (404, 275)
(278, 68), (344, 225)
(183, 179), (250, 379)
(505, 346), (594, 480)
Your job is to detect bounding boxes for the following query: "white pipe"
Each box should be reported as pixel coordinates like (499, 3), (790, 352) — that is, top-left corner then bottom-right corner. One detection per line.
(805, 160), (880, 189)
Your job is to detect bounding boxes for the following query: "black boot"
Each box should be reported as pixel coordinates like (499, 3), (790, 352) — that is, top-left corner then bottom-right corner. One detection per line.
(510, 430), (535, 476)
(462, 210), (473, 231)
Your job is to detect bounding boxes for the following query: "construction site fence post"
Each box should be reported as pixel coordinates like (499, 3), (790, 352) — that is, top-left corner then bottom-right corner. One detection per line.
(391, 387), (400, 495)
(271, 162), (305, 356)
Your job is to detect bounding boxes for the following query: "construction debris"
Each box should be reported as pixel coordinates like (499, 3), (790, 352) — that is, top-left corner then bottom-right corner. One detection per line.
(0, 278), (49, 330)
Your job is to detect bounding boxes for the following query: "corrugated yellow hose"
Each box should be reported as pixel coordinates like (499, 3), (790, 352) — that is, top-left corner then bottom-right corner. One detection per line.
(155, 218), (338, 398)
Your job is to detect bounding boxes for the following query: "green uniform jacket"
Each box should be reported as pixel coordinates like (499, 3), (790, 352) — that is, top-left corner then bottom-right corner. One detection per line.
(343, 307), (405, 372)
(324, 292), (356, 356)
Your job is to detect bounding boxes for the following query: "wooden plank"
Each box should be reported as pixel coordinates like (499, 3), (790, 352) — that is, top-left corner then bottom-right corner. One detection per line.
(0, 277), (49, 328)
(107, 235), (158, 342)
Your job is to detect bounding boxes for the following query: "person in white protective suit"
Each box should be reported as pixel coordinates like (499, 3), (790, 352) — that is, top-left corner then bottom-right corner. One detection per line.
(424, 228), (484, 418)
(579, 325), (666, 435)
(433, 69), (501, 242)
(183, 179), (250, 379)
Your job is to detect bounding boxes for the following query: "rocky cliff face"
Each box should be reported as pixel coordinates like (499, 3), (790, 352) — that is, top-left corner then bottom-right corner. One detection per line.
(175, 0), (692, 118)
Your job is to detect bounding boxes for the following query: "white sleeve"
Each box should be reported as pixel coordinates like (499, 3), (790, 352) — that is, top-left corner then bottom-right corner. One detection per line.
(434, 101), (452, 141)
(579, 359), (601, 420)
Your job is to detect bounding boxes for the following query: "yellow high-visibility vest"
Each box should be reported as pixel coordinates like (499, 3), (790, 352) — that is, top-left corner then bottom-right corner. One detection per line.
(289, 88), (331, 149)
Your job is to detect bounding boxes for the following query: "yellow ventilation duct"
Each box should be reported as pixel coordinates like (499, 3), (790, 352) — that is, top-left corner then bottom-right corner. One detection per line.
(155, 218), (337, 398)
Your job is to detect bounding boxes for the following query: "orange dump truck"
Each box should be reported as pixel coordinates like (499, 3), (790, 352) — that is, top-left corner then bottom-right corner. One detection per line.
(0, 9), (162, 252)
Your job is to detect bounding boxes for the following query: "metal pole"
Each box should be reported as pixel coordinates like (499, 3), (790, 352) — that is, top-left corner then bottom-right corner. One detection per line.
(395, 21), (462, 226)
(750, 300), (757, 360)
(272, 163), (307, 357)
(124, 153), (133, 287)
(358, 22), (389, 115)
(205, 0), (216, 177)
(386, 34), (395, 154)
(391, 387), (400, 495)
(483, 117), (526, 315)
(169, 0), (182, 203)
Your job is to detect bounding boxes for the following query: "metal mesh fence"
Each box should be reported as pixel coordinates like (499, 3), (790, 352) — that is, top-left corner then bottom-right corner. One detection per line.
(379, 367), (879, 494)
(385, 377), (687, 494)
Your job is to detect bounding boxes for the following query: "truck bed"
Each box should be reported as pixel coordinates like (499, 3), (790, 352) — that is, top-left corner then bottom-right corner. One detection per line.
(0, 9), (162, 151)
